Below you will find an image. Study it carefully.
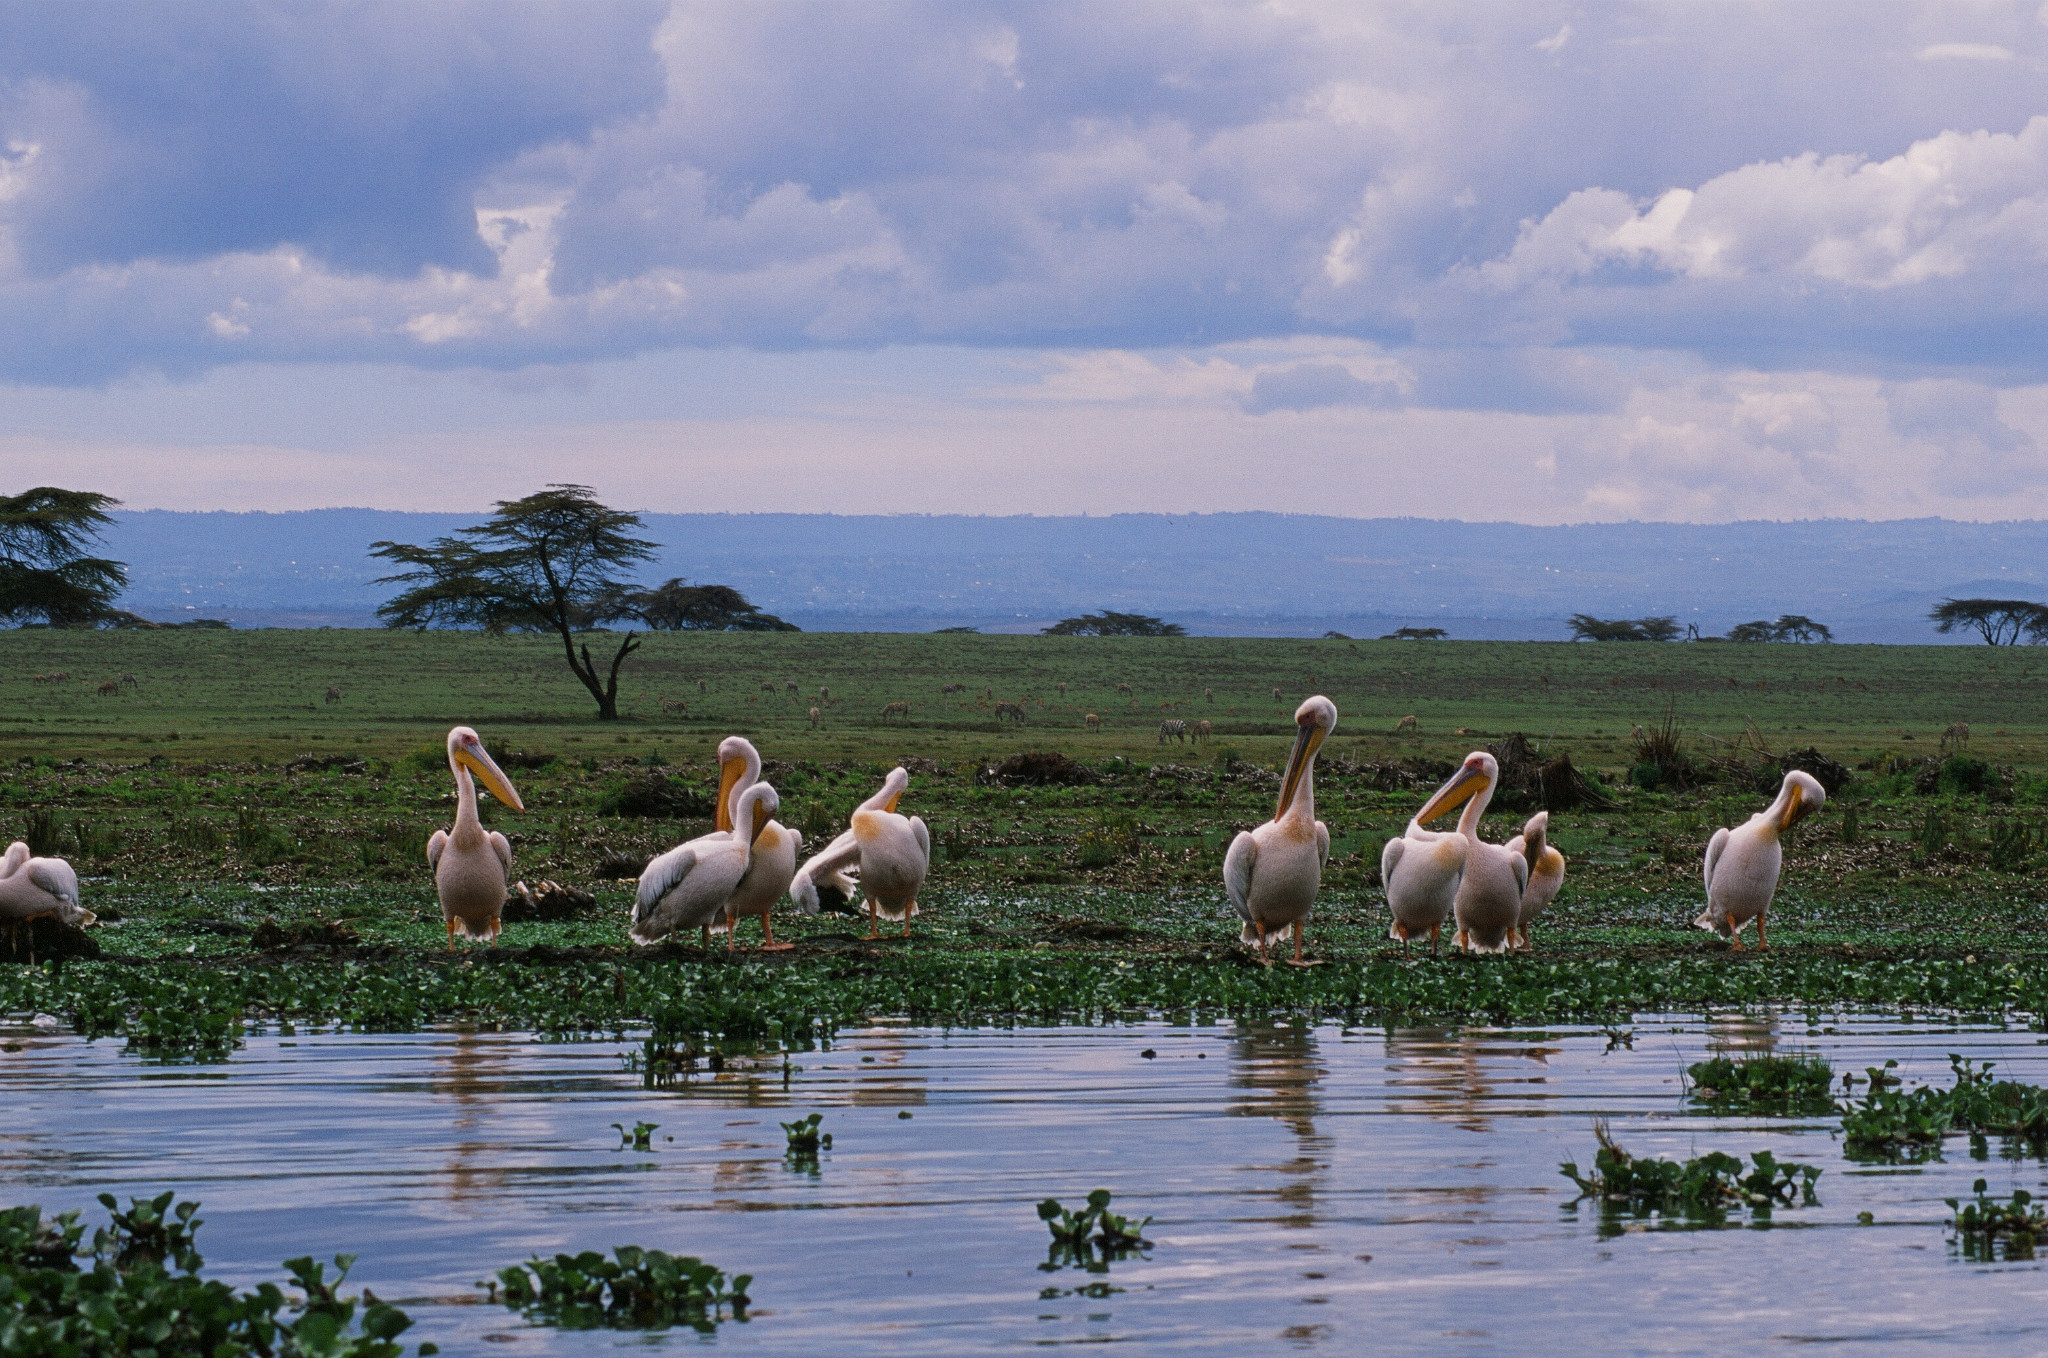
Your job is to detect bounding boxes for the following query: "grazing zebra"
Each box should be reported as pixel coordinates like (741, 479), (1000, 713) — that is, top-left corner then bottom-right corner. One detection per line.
(120, 673), (141, 690)
(787, 681), (799, 695)
(1084, 712), (1101, 731)
(661, 698), (689, 714)
(995, 701), (1026, 724)
(324, 685), (341, 704)
(1942, 721), (1971, 752)
(880, 701), (911, 721)
(1158, 719), (1188, 744)
(1193, 719), (1211, 741)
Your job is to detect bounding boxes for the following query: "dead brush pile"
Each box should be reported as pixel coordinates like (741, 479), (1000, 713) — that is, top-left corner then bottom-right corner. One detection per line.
(1486, 734), (1616, 813)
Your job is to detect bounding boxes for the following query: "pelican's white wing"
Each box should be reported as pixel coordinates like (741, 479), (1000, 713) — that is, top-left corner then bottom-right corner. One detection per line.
(0, 841), (28, 878)
(1222, 831), (1257, 923)
(1380, 834), (1405, 886)
(426, 829), (448, 870)
(1703, 827), (1730, 893)
(908, 816), (931, 870)
(1314, 821), (1329, 871)
(488, 831), (513, 874)
(26, 857), (77, 907)
(636, 843), (700, 923)
(792, 831), (862, 914)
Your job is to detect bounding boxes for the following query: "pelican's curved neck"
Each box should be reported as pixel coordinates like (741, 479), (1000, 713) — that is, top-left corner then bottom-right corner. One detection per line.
(1757, 783), (1794, 838)
(1458, 776), (1493, 841)
(728, 744), (762, 822)
(1282, 759), (1316, 823)
(858, 776), (904, 816)
(451, 759), (480, 833)
(733, 787), (765, 845)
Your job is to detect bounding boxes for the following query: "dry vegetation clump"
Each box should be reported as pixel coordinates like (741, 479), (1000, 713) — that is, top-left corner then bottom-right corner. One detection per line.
(980, 750), (1093, 786)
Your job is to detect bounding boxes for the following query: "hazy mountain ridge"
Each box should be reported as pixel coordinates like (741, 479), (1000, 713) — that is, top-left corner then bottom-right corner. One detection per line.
(101, 510), (2048, 641)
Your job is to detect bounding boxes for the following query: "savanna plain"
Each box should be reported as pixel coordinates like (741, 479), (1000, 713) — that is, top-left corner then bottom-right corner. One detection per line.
(8, 629), (2048, 1353)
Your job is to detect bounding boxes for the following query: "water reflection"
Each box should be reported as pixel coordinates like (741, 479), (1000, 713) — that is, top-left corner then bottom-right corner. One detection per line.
(431, 1031), (519, 1208)
(1228, 1022), (1327, 1229)
(1702, 1013), (1781, 1060)
(1382, 1029), (1562, 1132)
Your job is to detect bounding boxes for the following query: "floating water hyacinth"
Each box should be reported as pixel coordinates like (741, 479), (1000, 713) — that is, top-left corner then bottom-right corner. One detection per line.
(484, 1246), (751, 1332)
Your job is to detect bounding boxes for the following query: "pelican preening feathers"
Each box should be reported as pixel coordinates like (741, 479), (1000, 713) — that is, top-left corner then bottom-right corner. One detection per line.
(1223, 695), (1334, 966)
(632, 779), (781, 946)
(1506, 811), (1565, 953)
(427, 726), (525, 947)
(707, 737), (800, 951)
(0, 840), (92, 962)
(1386, 753), (1572, 956)
(1697, 769), (1825, 950)
(791, 767), (930, 939)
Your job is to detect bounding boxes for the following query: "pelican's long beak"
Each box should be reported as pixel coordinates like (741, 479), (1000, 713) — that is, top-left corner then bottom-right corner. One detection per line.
(1274, 723), (1326, 821)
(883, 786), (903, 815)
(1416, 764), (1486, 826)
(1779, 783), (1812, 831)
(716, 756), (748, 833)
(456, 745), (525, 813)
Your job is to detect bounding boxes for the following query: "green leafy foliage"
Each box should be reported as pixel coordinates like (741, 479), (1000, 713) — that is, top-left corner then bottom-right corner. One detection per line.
(0, 1193), (431, 1358)
(1036, 1190), (1153, 1271)
(1042, 612), (1185, 637)
(612, 1121), (657, 1151)
(0, 486), (128, 627)
(1686, 1054), (1834, 1114)
(781, 1112), (831, 1153)
(1560, 1121), (1819, 1232)
(485, 1247), (750, 1332)
(1947, 1179), (2045, 1262)
(1840, 1055), (2048, 1160)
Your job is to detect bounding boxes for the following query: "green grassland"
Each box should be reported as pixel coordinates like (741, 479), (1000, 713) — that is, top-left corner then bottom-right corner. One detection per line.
(2, 628), (2047, 1045)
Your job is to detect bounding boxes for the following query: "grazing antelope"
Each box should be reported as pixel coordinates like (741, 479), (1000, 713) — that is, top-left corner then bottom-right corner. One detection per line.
(1194, 720), (1212, 741)
(942, 683), (966, 694)
(810, 706), (821, 729)
(324, 686), (341, 704)
(96, 680), (118, 697)
(1158, 719), (1188, 744)
(1394, 714), (1418, 734)
(1084, 712), (1101, 731)
(880, 701), (911, 721)
(1941, 722), (1971, 753)
(818, 686), (830, 702)
(1204, 687), (1213, 702)
(1058, 682), (1067, 697)
(761, 681), (777, 693)
(661, 698), (689, 714)
(995, 701), (1026, 724)
(786, 681), (799, 695)
(1117, 682), (1132, 696)
(1271, 687), (1283, 702)
(697, 679), (707, 693)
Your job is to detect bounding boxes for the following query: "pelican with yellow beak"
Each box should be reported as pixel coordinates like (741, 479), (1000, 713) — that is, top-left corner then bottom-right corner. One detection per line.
(1505, 810), (1566, 952)
(707, 736), (801, 951)
(426, 726), (526, 947)
(633, 781), (780, 945)
(1381, 818), (1465, 956)
(1411, 751), (1525, 954)
(1223, 695), (1334, 966)
(790, 767), (928, 938)
(1697, 770), (1824, 950)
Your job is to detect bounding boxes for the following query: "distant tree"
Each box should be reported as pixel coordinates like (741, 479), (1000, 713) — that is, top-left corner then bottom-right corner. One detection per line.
(1725, 620), (1777, 643)
(371, 484), (656, 720)
(932, 625), (980, 634)
(1636, 616), (1681, 642)
(1930, 598), (2048, 646)
(1042, 611), (1186, 637)
(1772, 614), (1832, 643)
(1378, 626), (1447, 640)
(1322, 630), (1352, 640)
(625, 579), (798, 632)
(0, 487), (128, 626)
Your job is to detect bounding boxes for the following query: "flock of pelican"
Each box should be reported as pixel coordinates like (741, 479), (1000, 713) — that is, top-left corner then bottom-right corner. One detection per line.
(0, 699), (1826, 965)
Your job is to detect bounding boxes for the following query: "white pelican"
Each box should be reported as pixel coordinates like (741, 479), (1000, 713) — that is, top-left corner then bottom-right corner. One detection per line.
(0, 841), (92, 962)
(1697, 770), (1824, 951)
(706, 736), (800, 951)
(1412, 751), (1525, 955)
(1381, 818), (1464, 956)
(1223, 696), (1335, 967)
(426, 727), (526, 947)
(632, 781), (780, 945)
(789, 768), (928, 939)
(1505, 810), (1565, 953)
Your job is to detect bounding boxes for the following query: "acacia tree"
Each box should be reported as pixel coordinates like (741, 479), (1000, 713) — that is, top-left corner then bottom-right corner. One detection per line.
(625, 579), (798, 631)
(0, 487), (128, 626)
(1567, 614), (1679, 642)
(371, 485), (656, 719)
(1929, 598), (2048, 646)
(1727, 614), (1833, 643)
(1042, 611), (1186, 636)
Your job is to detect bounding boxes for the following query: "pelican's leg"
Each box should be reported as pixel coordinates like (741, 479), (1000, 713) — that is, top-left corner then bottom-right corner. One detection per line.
(726, 906), (736, 951)
(1428, 925), (1440, 958)
(1728, 921), (1747, 952)
(445, 917), (457, 951)
(760, 913), (794, 952)
(866, 898), (878, 941)
(902, 902), (913, 938)
(1756, 914), (1768, 952)
(701, 924), (711, 948)
(1257, 920), (1272, 968)
(1285, 919), (1322, 968)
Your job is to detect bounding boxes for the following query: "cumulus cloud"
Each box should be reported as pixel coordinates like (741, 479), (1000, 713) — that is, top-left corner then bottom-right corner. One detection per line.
(1885, 378), (2045, 493)
(1239, 361), (1404, 414)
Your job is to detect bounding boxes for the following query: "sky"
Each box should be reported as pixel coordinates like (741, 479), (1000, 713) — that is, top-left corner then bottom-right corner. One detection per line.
(4, 1), (2048, 522)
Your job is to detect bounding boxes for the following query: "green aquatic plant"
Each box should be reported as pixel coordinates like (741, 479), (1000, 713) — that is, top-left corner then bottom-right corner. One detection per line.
(1946, 1179), (2045, 1262)
(1940, 1055), (2048, 1143)
(1839, 1061), (1953, 1161)
(0, 1194), (431, 1358)
(1686, 1055), (1834, 1113)
(612, 1121), (657, 1151)
(484, 1246), (750, 1332)
(1036, 1190), (1154, 1271)
(1559, 1121), (1819, 1231)
(781, 1112), (831, 1153)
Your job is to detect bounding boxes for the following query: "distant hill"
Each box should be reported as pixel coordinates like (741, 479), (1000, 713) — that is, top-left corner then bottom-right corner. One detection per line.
(99, 510), (2048, 642)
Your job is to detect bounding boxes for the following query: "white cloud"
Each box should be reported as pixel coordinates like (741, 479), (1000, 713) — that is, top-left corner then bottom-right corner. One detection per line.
(1916, 43), (2013, 61)
(1534, 24), (1572, 54)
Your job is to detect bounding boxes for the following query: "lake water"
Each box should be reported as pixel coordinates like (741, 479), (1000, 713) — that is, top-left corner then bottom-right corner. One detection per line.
(4, 1014), (2047, 1353)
